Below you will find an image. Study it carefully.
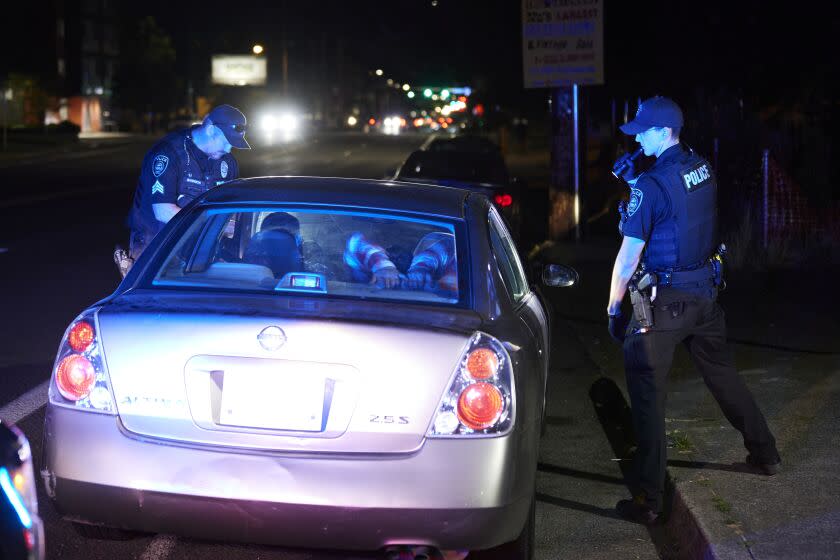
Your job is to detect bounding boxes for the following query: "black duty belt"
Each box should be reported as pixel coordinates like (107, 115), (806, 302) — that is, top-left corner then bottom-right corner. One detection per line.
(658, 264), (715, 287)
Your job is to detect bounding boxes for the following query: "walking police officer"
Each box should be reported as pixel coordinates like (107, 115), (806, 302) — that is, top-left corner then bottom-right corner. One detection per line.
(115, 104), (250, 277)
(607, 96), (781, 524)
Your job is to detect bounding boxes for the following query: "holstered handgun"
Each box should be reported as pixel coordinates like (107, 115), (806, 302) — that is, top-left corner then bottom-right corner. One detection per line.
(628, 272), (657, 332)
(710, 243), (727, 290)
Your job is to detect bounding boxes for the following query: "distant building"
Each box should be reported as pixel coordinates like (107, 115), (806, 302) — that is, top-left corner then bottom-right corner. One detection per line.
(59, 0), (120, 131)
(1, 1), (119, 132)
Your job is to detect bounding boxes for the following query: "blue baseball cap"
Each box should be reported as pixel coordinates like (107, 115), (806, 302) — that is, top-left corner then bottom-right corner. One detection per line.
(620, 96), (683, 135)
(206, 104), (250, 149)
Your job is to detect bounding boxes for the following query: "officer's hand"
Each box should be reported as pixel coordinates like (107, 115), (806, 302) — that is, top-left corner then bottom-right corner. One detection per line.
(619, 159), (637, 183)
(612, 153), (638, 183)
(608, 311), (629, 344)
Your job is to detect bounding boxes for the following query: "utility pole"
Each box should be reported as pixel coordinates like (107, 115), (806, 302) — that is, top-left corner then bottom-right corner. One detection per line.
(522, 0), (603, 242)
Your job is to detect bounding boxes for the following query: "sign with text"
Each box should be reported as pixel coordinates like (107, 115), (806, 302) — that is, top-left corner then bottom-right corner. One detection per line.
(211, 55), (267, 86)
(522, 0), (604, 88)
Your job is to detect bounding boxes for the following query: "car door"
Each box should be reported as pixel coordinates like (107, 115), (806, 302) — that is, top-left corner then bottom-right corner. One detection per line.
(487, 208), (550, 420)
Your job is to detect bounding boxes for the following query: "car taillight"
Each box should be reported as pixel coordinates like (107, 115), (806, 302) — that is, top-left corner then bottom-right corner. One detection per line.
(56, 355), (95, 401)
(465, 347), (499, 380)
(494, 193), (513, 207)
(429, 332), (514, 437)
(49, 308), (115, 414)
(68, 321), (94, 352)
(457, 382), (504, 430)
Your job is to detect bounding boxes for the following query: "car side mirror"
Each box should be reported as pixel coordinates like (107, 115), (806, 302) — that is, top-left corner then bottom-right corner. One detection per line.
(542, 264), (578, 288)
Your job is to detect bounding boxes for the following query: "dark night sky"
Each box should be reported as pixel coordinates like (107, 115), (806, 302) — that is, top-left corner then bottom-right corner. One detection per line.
(121, 0), (837, 107)
(3, 1), (837, 114)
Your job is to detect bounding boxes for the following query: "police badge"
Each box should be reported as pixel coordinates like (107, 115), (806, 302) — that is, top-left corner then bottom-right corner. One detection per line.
(153, 154), (169, 177)
(220, 160), (228, 178)
(627, 187), (643, 217)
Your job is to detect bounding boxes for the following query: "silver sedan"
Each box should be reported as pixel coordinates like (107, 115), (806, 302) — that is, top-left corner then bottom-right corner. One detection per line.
(41, 177), (576, 559)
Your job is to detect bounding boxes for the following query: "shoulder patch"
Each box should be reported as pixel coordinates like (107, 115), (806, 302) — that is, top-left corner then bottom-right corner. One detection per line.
(153, 154), (169, 177)
(627, 187), (643, 217)
(681, 162), (712, 192)
(220, 160), (229, 178)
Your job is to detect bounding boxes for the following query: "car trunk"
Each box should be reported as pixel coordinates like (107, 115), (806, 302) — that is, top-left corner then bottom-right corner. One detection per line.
(99, 290), (481, 454)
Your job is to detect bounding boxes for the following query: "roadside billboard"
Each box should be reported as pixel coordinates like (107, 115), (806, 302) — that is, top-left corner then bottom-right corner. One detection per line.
(211, 55), (267, 86)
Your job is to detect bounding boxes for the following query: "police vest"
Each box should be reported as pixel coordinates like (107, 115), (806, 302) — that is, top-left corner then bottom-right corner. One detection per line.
(128, 128), (236, 236)
(642, 148), (717, 272)
(175, 132), (236, 206)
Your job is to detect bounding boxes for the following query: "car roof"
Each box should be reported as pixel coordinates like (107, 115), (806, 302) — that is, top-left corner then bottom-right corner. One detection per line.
(427, 136), (501, 154)
(200, 176), (470, 219)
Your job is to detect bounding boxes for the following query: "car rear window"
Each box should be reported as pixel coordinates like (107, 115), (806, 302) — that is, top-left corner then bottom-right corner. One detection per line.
(399, 152), (509, 185)
(150, 207), (463, 305)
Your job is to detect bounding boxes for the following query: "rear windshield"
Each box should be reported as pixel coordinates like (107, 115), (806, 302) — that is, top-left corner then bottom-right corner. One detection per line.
(399, 151), (509, 185)
(150, 207), (463, 305)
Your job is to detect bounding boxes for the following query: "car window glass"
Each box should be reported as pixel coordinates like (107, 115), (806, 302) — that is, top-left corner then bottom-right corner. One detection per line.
(151, 207), (463, 305)
(488, 208), (528, 302)
(399, 151), (508, 185)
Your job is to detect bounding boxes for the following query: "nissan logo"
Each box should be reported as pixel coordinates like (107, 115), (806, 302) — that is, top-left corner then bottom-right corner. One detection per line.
(257, 326), (287, 351)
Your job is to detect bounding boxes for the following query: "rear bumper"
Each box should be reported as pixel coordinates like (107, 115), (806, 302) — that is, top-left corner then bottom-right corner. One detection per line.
(42, 404), (535, 551)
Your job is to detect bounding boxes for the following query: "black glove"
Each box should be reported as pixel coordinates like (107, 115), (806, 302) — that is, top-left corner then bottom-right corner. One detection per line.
(608, 311), (629, 344)
(612, 148), (642, 183)
(617, 158), (636, 182)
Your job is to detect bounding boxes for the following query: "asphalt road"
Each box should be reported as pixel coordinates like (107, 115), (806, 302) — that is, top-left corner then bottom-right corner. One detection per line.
(0, 132), (662, 559)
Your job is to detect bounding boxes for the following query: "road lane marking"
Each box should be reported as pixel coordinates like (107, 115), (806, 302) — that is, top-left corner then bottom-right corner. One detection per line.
(0, 380), (49, 424)
(140, 534), (177, 560)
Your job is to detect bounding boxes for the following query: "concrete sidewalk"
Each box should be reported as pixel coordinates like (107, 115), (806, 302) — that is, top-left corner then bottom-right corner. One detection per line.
(536, 234), (840, 560)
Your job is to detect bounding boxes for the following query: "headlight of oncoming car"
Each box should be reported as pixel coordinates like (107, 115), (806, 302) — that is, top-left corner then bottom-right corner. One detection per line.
(48, 308), (116, 414)
(428, 332), (515, 437)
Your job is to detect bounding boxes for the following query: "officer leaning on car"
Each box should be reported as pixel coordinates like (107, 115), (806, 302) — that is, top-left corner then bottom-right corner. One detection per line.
(114, 104), (250, 277)
(606, 96), (781, 525)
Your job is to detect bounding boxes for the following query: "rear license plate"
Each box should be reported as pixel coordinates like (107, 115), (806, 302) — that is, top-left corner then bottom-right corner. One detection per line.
(219, 369), (325, 432)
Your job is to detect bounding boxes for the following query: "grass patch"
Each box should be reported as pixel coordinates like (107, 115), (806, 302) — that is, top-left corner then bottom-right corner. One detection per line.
(667, 430), (693, 452)
(724, 206), (840, 270)
(712, 495), (732, 514)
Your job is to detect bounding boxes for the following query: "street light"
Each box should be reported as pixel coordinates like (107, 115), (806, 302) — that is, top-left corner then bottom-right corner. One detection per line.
(375, 69), (384, 76)
(252, 44), (264, 55)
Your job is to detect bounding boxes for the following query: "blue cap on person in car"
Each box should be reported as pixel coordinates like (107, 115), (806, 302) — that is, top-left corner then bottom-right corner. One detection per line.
(205, 104), (250, 149)
(619, 96), (683, 135)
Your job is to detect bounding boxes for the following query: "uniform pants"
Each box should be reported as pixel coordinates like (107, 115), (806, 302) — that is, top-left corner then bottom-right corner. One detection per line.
(621, 292), (778, 511)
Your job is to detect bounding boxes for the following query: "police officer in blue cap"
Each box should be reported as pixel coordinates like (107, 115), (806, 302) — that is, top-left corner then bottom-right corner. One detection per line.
(115, 104), (250, 276)
(607, 96), (781, 524)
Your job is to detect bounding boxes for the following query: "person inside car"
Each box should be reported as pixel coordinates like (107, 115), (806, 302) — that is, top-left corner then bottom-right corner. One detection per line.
(244, 212), (332, 278)
(343, 231), (457, 297)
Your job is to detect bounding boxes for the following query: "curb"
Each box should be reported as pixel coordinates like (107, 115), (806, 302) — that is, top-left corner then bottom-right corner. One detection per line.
(665, 483), (718, 560)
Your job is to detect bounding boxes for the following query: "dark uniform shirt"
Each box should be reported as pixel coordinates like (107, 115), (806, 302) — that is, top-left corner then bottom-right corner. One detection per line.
(620, 144), (682, 243)
(128, 126), (239, 240)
